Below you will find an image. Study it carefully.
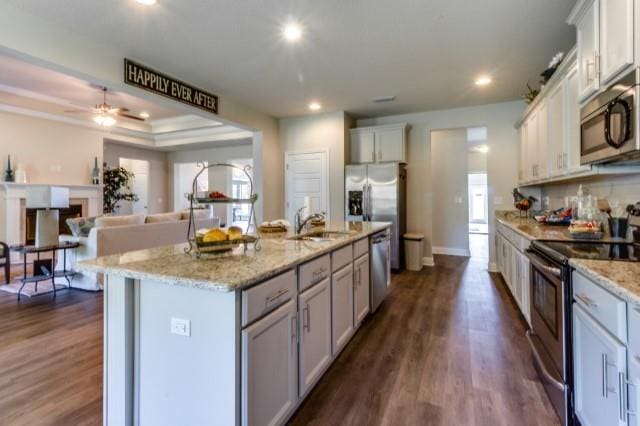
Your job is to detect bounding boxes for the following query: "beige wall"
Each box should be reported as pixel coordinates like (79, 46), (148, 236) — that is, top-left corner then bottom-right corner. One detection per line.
(358, 100), (525, 267)
(103, 141), (169, 214)
(431, 129), (469, 254)
(468, 151), (488, 173)
(0, 110), (102, 185)
(279, 111), (351, 222)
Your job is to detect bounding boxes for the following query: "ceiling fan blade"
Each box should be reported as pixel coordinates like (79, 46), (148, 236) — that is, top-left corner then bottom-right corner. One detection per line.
(117, 111), (145, 121)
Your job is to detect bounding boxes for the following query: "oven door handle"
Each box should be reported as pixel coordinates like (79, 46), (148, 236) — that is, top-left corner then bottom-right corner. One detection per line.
(526, 330), (566, 392)
(525, 251), (562, 279)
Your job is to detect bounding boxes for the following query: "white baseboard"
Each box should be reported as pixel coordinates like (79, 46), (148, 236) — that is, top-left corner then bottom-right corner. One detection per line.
(431, 246), (471, 257)
(487, 262), (498, 273)
(422, 256), (435, 267)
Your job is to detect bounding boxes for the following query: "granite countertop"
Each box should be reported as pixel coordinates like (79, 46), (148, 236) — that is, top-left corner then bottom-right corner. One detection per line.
(496, 210), (639, 307)
(495, 210), (630, 243)
(569, 259), (640, 308)
(77, 221), (390, 292)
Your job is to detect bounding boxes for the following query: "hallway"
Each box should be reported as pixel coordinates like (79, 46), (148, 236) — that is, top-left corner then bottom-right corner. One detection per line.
(289, 255), (559, 425)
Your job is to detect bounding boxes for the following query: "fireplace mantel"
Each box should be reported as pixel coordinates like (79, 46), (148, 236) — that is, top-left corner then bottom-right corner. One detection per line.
(0, 183), (102, 261)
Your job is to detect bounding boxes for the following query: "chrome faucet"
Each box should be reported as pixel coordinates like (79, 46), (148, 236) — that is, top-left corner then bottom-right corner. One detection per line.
(295, 207), (326, 234)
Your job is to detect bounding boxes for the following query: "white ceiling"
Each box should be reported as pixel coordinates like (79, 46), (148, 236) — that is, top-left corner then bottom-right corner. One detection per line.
(2, 0), (577, 118)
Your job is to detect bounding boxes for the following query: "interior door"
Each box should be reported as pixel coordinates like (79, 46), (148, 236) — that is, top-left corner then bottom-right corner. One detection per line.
(600, 0), (634, 84)
(119, 158), (149, 215)
(573, 303), (626, 426)
(285, 151), (328, 223)
(298, 278), (331, 398)
(241, 300), (298, 426)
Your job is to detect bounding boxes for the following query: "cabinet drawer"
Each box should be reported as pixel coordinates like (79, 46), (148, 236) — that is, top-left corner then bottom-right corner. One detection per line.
(332, 244), (353, 272)
(353, 238), (368, 259)
(298, 254), (331, 292)
(629, 303), (640, 356)
(242, 269), (296, 327)
(573, 271), (627, 342)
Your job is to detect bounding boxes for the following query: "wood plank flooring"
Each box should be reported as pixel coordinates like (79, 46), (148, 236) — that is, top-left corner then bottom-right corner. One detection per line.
(0, 253), (559, 425)
(288, 255), (560, 426)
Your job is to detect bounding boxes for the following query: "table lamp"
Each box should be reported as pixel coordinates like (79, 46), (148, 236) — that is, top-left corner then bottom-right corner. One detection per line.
(25, 186), (69, 247)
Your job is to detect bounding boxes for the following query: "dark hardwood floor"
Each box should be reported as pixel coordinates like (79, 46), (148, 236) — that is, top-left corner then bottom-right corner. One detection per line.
(288, 254), (560, 426)
(0, 253), (559, 425)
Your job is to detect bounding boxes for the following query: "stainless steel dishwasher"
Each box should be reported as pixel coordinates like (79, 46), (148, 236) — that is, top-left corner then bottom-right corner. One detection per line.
(370, 229), (391, 312)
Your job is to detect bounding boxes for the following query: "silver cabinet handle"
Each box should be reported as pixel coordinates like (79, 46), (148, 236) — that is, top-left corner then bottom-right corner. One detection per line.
(576, 293), (598, 308)
(311, 267), (327, 284)
(306, 303), (311, 332)
(291, 315), (298, 349)
(302, 303), (310, 333)
(362, 184), (367, 219)
(619, 372), (626, 421)
(266, 289), (289, 305)
(603, 353), (609, 398)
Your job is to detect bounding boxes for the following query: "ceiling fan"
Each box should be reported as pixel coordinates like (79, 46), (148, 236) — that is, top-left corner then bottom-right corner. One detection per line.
(65, 87), (145, 126)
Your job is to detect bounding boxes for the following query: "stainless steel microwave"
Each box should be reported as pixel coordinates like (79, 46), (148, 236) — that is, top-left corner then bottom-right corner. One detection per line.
(580, 67), (640, 165)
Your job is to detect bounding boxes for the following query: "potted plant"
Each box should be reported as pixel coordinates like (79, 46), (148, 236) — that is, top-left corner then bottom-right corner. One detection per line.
(102, 163), (139, 214)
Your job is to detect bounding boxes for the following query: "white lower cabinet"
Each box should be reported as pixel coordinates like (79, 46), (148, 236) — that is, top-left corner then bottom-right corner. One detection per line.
(573, 303), (627, 426)
(332, 264), (355, 355)
(353, 254), (370, 329)
(298, 278), (332, 397)
(629, 353), (640, 426)
(496, 227), (531, 325)
(241, 300), (298, 426)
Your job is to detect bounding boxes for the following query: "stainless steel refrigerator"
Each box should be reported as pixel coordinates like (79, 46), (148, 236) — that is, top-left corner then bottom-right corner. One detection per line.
(345, 163), (406, 270)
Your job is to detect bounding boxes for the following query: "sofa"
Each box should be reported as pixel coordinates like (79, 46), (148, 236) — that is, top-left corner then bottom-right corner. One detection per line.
(59, 212), (218, 291)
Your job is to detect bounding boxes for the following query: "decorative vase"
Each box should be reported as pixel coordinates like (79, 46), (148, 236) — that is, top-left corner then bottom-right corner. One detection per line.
(4, 155), (14, 182)
(15, 163), (27, 183)
(91, 157), (100, 185)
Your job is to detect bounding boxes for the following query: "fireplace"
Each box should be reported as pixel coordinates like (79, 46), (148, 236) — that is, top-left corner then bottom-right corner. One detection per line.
(25, 205), (83, 245)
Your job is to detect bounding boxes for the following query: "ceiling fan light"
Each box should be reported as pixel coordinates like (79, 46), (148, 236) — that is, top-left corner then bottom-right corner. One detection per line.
(94, 114), (117, 127)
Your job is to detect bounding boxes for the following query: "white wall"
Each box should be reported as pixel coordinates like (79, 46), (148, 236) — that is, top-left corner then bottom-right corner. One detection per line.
(104, 141), (169, 214)
(358, 100), (525, 268)
(468, 151), (488, 173)
(431, 129), (469, 255)
(0, 110), (102, 185)
(279, 111), (351, 222)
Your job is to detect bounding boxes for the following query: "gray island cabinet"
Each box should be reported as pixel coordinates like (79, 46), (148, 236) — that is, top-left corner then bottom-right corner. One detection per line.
(78, 222), (391, 426)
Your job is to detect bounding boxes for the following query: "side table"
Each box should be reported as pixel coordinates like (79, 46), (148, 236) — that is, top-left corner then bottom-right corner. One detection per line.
(9, 241), (80, 300)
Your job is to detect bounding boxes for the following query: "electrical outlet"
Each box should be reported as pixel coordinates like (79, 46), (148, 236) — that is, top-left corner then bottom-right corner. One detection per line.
(170, 317), (191, 337)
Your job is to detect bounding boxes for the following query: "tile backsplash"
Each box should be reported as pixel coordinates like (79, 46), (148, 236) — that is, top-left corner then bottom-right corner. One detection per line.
(541, 174), (640, 211)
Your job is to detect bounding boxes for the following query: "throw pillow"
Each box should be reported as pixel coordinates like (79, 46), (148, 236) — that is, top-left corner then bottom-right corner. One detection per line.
(95, 214), (146, 228)
(145, 212), (183, 223)
(66, 216), (99, 237)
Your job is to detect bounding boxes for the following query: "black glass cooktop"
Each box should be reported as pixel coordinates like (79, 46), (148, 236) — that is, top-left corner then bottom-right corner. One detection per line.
(534, 240), (640, 262)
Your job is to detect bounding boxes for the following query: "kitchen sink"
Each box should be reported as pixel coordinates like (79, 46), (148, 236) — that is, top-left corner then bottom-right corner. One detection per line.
(287, 230), (351, 241)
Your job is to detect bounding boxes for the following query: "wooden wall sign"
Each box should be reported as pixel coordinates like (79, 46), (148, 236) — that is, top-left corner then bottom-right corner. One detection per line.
(124, 58), (218, 114)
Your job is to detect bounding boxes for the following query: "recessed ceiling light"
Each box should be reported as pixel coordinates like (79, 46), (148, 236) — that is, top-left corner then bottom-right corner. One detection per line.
(135, 0), (157, 5)
(283, 22), (303, 42)
(475, 75), (492, 86)
(308, 102), (321, 111)
(139, 111), (150, 119)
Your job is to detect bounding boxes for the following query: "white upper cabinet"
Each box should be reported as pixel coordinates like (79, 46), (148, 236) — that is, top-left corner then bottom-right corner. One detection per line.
(599, 0), (634, 84)
(350, 124), (407, 164)
(547, 81), (566, 176)
(575, 0), (600, 101)
(565, 65), (590, 174)
(350, 128), (375, 163)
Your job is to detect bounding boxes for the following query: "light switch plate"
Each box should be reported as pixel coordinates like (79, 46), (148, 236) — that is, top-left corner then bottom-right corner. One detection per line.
(170, 317), (191, 337)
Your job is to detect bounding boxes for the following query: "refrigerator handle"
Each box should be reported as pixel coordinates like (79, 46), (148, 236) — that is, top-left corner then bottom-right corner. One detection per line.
(367, 184), (373, 221)
(362, 184), (368, 221)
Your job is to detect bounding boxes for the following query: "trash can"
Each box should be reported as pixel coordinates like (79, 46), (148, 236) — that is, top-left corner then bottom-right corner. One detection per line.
(403, 233), (424, 271)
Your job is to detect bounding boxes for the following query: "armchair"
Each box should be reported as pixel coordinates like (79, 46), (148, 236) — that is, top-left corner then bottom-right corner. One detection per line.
(0, 241), (9, 284)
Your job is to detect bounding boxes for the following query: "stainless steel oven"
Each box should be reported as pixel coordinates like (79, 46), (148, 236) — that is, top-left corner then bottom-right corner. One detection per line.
(580, 67), (640, 165)
(526, 243), (573, 425)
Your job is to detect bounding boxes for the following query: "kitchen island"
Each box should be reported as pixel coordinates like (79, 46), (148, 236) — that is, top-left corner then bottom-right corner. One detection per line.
(78, 221), (391, 426)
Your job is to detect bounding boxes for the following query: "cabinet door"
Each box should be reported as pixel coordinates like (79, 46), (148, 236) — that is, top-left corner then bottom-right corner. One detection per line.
(350, 129), (375, 163)
(332, 264), (354, 355)
(519, 124), (527, 183)
(525, 111), (538, 180)
(547, 82), (566, 176)
(375, 127), (405, 163)
(600, 0), (633, 84)
(565, 65), (590, 174)
(512, 247), (523, 307)
(536, 100), (548, 179)
(354, 254), (370, 329)
(573, 304), (627, 426)
(629, 353), (640, 426)
(299, 278), (332, 397)
(576, 0), (600, 100)
(241, 300), (298, 426)
(520, 255), (531, 325)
